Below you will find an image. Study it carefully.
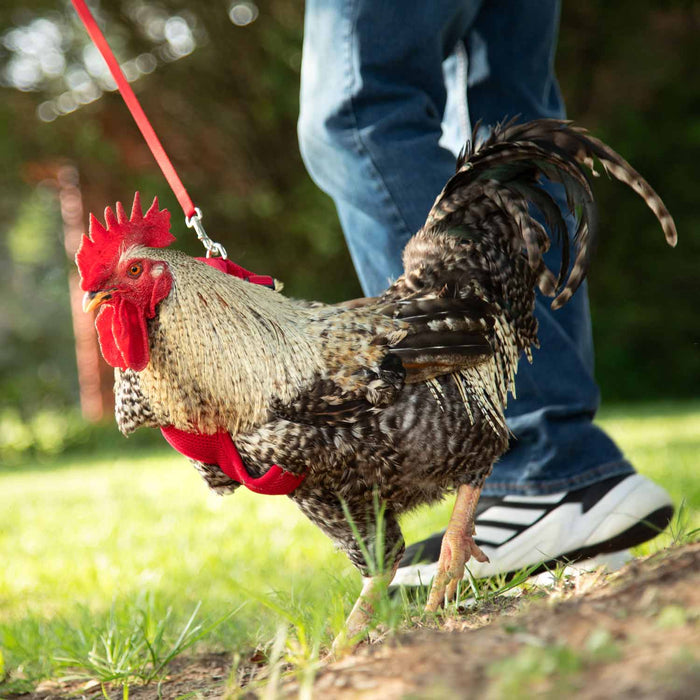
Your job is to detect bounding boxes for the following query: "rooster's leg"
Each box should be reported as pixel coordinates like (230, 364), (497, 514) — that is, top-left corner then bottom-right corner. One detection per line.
(331, 559), (400, 656)
(294, 494), (404, 656)
(425, 483), (489, 612)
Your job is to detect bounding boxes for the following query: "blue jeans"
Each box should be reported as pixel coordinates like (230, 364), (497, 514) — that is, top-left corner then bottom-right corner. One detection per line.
(298, 0), (634, 495)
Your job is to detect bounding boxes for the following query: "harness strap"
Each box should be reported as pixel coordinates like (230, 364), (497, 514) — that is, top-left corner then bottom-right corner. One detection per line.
(196, 257), (275, 289)
(161, 426), (305, 495)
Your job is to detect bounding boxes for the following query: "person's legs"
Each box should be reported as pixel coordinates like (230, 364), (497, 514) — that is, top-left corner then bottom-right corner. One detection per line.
(395, 0), (672, 578)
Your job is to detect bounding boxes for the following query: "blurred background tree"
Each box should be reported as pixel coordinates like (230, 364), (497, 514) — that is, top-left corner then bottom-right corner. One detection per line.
(0, 1), (698, 444)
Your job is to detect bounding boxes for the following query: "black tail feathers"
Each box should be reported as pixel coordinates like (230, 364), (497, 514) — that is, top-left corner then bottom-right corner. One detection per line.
(426, 118), (677, 310)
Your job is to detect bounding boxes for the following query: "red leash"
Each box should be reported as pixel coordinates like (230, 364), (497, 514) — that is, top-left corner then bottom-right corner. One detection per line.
(71, 0), (195, 218)
(71, 0), (226, 258)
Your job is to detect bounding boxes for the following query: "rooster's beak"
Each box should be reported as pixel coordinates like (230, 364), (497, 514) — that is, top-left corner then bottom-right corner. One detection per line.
(82, 290), (113, 313)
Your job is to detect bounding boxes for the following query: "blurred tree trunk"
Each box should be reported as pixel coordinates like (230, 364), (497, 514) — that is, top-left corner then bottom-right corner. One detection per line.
(59, 164), (114, 421)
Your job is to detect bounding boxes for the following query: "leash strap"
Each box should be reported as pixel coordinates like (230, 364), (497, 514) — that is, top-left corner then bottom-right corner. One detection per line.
(71, 0), (195, 218)
(71, 0), (227, 258)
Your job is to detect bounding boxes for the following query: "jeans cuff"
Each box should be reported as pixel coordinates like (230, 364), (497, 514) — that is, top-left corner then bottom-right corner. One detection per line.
(482, 459), (636, 497)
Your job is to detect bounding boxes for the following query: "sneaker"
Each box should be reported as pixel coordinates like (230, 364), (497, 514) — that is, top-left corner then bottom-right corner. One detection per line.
(393, 473), (674, 585)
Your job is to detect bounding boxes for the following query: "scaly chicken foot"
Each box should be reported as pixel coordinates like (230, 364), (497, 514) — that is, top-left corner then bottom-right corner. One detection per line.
(331, 560), (400, 657)
(425, 483), (489, 612)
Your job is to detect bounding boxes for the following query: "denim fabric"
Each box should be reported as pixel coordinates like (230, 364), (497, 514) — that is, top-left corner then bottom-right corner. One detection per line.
(298, 0), (634, 495)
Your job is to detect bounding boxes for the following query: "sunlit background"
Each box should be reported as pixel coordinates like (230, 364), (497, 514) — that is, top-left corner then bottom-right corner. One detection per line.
(7, 4), (199, 117)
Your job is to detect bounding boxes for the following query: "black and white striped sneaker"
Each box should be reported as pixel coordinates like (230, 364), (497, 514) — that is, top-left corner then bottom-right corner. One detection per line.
(393, 473), (674, 585)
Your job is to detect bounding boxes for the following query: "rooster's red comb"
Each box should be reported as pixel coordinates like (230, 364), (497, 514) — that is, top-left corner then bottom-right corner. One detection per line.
(76, 192), (175, 291)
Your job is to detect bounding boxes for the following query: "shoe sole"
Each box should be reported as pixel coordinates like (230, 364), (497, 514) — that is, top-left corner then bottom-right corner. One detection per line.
(527, 503), (673, 576)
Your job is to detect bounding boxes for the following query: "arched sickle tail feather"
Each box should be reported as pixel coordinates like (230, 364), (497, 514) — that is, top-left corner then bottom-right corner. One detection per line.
(426, 118), (677, 311)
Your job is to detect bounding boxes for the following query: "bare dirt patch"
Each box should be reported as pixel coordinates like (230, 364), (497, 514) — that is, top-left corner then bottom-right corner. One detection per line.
(17, 543), (700, 699)
(292, 543), (699, 700)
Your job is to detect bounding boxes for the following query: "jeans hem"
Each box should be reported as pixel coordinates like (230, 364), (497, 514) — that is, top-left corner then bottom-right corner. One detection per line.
(482, 459), (636, 497)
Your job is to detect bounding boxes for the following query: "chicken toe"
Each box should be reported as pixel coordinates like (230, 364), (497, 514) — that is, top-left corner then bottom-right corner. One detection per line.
(425, 483), (488, 612)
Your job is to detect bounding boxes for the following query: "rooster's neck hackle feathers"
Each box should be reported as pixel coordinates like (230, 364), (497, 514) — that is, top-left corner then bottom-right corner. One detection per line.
(76, 193), (175, 290)
(134, 249), (326, 436)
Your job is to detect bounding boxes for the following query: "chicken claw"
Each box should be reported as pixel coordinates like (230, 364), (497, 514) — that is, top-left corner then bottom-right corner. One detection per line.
(425, 483), (489, 612)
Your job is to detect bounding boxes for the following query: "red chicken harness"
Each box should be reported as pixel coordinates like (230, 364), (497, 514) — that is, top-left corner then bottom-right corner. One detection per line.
(160, 258), (307, 496)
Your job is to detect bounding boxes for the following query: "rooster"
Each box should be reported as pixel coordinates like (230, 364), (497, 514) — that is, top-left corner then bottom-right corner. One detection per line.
(77, 120), (676, 645)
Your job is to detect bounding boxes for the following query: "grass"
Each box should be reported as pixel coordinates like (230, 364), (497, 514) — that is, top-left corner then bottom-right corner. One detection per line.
(0, 445), (357, 695)
(53, 598), (236, 688)
(0, 401), (698, 695)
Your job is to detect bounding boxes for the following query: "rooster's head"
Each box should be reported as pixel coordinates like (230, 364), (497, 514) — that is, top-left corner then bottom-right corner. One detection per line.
(76, 192), (175, 372)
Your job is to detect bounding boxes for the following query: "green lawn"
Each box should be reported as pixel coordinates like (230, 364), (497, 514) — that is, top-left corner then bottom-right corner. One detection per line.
(0, 402), (698, 693)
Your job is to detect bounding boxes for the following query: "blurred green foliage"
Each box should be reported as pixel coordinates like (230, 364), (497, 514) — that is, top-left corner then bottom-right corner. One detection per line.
(0, 0), (697, 428)
(0, 406), (163, 466)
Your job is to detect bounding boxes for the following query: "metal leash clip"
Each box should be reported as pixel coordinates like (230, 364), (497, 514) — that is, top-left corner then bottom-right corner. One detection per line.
(185, 207), (228, 259)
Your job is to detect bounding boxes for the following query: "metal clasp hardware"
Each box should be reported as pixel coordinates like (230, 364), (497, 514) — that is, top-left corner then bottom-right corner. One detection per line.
(185, 207), (228, 259)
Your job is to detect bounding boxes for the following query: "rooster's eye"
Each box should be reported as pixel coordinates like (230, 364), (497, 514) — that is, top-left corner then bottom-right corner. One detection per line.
(127, 263), (143, 278)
